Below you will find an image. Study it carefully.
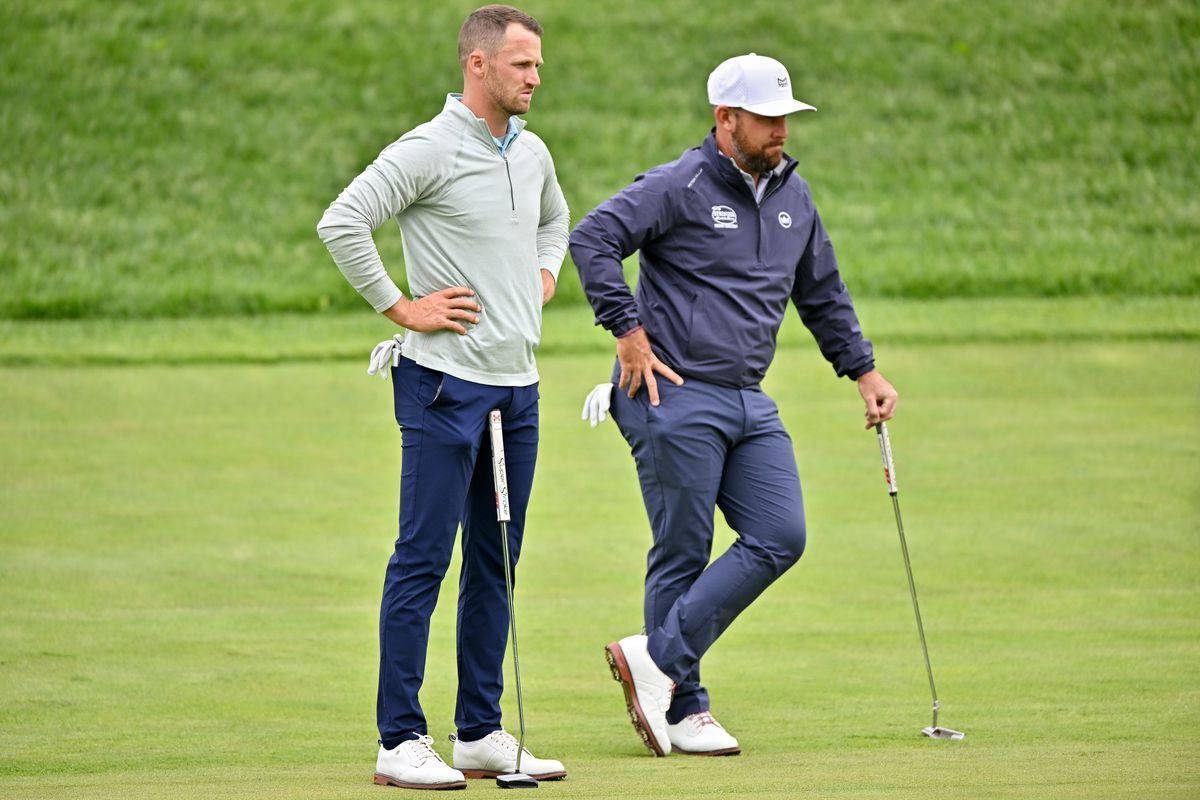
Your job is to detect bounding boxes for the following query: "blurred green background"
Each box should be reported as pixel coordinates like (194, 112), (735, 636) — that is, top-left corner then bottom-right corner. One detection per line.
(2, 0), (1197, 319)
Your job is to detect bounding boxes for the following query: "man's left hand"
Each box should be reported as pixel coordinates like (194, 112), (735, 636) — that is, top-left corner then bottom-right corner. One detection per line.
(856, 370), (898, 429)
(541, 269), (556, 305)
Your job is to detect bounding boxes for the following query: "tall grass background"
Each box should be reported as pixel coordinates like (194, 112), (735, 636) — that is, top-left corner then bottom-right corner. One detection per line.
(2, 0), (1197, 320)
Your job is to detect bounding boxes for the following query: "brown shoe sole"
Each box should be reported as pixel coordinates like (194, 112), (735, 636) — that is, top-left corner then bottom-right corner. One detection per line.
(373, 772), (467, 790)
(674, 745), (741, 756)
(605, 641), (667, 757)
(460, 769), (567, 780)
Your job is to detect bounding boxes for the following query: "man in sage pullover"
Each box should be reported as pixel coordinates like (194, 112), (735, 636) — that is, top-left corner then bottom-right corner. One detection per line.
(317, 5), (569, 789)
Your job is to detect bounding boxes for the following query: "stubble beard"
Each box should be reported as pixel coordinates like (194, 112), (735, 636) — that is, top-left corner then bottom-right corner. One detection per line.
(484, 70), (531, 118)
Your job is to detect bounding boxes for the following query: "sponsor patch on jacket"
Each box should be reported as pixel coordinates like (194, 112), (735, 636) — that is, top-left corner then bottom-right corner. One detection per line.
(711, 205), (738, 229)
(778, 211), (792, 229)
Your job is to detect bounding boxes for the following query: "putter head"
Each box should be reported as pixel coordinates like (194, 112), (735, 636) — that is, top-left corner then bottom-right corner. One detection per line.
(496, 772), (539, 789)
(922, 726), (965, 740)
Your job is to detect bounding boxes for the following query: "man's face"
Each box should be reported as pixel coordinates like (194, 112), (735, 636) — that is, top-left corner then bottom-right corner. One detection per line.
(729, 109), (789, 175)
(482, 23), (543, 116)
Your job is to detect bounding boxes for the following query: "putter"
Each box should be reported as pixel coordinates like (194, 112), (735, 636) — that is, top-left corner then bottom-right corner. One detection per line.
(875, 422), (965, 741)
(488, 409), (539, 788)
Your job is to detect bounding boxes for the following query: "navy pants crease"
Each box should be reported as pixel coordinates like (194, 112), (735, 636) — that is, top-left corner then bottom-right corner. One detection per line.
(611, 372), (807, 724)
(378, 356), (538, 748)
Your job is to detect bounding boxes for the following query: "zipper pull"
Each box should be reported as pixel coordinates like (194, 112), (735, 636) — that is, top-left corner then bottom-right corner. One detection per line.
(503, 155), (518, 224)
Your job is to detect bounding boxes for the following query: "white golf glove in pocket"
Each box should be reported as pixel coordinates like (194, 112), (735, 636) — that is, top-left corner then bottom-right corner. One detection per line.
(367, 333), (405, 379)
(581, 382), (614, 427)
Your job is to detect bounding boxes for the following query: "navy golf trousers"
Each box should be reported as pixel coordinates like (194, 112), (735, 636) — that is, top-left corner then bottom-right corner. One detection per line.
(378, 356), (538, 748)
(610, 372), (807, 723)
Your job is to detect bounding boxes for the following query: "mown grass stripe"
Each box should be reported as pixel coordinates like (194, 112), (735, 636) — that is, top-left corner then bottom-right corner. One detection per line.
(0, 298), (1195, 367)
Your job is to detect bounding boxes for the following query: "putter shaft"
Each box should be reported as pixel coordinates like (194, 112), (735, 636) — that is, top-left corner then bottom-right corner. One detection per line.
(889, 491), (939, 729)
(489, 409), (532, 777)
(498, 518), (526, 773)
(875, 422), (962, 738)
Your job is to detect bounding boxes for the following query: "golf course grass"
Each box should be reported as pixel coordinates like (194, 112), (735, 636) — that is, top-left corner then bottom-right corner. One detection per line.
(1, 303), (1196, 798)
(3, 1), (1197, 795)
(3, 0), (1197, 316)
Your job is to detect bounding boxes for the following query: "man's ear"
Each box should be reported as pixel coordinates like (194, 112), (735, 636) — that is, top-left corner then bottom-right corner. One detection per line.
(714, 105), (737, 132)
(466, 50), (486, 78)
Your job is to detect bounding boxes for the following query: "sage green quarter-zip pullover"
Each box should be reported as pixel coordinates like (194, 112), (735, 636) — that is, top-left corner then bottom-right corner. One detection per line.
(317, 94), (570, 386)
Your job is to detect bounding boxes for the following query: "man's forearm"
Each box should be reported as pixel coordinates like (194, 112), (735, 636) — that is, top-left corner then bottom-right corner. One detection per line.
(318, 227), (403, 312)
(536, 208), (570, 282)
(317, 190), (403, 312)
(568, 237), (640, 335)
(317, 145), (427, 313)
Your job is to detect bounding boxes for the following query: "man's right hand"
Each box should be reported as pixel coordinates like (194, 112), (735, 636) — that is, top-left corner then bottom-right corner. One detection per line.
(383, 287), (481, 334)
(616, 328), (683, 407)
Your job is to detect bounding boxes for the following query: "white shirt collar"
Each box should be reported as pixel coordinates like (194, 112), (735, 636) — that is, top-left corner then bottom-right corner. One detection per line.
(721, 151), (785, 204)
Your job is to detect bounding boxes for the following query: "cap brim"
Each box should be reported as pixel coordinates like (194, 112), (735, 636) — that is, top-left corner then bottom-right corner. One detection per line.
(740, 98), (817, 117)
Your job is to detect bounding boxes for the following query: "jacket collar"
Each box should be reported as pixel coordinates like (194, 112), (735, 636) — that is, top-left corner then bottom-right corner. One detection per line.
(701, 129), (797, 199)
(444, 93), (527, 150)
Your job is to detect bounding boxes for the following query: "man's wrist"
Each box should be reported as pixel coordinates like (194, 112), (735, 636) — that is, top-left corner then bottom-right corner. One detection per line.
(384, 295), (414, 328)
(614, 321), (643, 338)
(851, 364), (877, 381)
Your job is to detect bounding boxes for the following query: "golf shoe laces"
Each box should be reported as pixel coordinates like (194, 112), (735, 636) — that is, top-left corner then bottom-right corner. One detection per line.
(488, 730), (533, 757)
(404, 735), (445, 767)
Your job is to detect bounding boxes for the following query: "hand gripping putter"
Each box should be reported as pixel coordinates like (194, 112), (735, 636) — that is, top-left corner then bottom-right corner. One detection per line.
(488, 410), (539, 788)
(874, 422), (965, 740)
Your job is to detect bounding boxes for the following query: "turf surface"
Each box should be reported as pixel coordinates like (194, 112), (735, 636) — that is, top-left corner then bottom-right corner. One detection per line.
(3, 2), (1197, 795)
(1, 306), (1196, 798)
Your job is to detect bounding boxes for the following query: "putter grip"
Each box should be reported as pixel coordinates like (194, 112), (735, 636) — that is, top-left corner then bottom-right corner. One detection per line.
(875, 421), (898, 495)
(488, 409), (512, 523)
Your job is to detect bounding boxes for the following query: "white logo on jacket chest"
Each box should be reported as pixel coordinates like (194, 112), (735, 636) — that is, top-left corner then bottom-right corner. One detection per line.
(778, 211), (792, 229)
(711, 205), (738, 229)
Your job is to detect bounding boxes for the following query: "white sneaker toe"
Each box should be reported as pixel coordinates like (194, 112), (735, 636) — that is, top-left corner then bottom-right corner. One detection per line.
(667, 711), (741, 756)
(452, 730), (567, 780)
(374, 735), (467, 789)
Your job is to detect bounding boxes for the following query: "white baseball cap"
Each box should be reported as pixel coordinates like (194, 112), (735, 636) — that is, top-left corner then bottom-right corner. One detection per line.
(707, 53), (817, 116)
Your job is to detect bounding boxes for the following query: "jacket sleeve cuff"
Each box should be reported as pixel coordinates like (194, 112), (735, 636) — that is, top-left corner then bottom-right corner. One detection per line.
(847, 362), (876, 381)
(613, 320), (643, 338)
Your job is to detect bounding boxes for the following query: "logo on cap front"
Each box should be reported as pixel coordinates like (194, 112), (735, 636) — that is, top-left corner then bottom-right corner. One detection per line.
(777, 76), (788, 88)
(712, 205), (739, 229)
(778, 211), (792, 228)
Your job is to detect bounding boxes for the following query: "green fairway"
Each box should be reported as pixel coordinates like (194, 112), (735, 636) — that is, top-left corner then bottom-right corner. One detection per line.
(4, 0), (1198, 794)
(1, 309), (1196, 798)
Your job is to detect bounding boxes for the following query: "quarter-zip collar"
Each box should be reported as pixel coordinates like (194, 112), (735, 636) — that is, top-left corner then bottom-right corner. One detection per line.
(445, 93), (526, 154)
(720, 151), (785, 204)
(701, 129), (797, 204)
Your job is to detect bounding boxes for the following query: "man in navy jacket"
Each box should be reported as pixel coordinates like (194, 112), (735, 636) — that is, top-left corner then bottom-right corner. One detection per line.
(570, 53), (898, 757)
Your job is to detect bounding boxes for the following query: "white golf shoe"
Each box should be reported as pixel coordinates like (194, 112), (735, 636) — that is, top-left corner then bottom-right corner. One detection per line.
(667, 711), (741, 756)
(451, 730), (567, 780)
(605, 634), (675, 756)
(373, 735), (467, 790)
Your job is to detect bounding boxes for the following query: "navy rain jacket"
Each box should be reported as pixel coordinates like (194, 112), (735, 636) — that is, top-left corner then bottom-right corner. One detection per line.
(570, 132), (874, 388)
